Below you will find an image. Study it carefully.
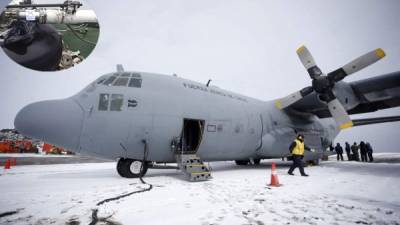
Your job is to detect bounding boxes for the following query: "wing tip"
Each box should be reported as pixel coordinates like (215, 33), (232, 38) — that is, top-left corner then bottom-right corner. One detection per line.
(375, 48), (386, 59)
(339, 121), (354, 130)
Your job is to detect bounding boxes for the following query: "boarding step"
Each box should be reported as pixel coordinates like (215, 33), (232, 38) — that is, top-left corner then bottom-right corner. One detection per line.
(175, 154), (212, 182)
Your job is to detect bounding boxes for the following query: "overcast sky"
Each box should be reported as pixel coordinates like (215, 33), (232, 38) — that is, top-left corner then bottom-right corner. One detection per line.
(0, 0), (399, 151)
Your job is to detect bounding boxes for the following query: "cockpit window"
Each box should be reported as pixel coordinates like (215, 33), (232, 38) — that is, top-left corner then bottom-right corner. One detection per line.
(103, 76), (117, 86)
(100, 72), (142, 88)
(120, 72), (131, 77)
(97, 78), (106, 84)
(98, 94), (109, 111)
(114, 77), (129, 86)
(110, 94), (124, 111)
(128, 77), (142, 88)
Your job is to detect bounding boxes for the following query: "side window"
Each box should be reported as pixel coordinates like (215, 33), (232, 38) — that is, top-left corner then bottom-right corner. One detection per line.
(110, 94), (124, 111)
(98, 94), (109, 111)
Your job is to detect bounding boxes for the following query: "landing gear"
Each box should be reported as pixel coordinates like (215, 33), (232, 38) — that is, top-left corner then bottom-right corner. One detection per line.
(116, 158), (148, 178)
(235, 159), (261, 165)
(235, 160), (250, 165)
(306, 158), (320, 166)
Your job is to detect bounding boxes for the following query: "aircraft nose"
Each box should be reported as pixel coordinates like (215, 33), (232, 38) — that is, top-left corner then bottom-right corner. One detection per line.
(14, 99), (84, 150)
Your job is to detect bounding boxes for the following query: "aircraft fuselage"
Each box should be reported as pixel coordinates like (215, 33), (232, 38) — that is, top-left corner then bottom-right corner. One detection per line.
(15, 71), (339, 162)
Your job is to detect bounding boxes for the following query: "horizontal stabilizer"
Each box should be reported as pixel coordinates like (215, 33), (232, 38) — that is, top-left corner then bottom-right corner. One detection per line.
(352, 116), (400, 127)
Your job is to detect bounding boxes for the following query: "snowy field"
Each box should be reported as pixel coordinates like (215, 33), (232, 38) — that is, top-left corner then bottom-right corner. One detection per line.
(1, 153), (400, 225)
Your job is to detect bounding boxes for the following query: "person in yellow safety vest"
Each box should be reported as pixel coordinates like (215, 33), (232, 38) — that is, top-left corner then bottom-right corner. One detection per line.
(288, 134), (315, 177)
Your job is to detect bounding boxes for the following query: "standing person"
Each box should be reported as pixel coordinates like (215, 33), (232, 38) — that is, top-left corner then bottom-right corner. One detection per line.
(366, 142), (374, 162)
(351, 142), (360, 161)
(287, 134), (315, 177)
(329, 144), (334, 152)
(359, 141), (368, 162)
(345, 142), (351, 161)
(335, 143), (344, 161)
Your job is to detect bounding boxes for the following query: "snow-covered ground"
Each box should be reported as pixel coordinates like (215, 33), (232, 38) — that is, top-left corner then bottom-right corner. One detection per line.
(1, 153), (399, 225)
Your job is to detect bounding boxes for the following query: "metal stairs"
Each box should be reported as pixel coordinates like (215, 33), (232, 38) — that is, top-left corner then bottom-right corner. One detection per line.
(175, 153), (212, 182)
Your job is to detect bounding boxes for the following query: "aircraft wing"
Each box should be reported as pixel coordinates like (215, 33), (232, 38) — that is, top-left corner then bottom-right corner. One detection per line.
(288, 71), (400, 119)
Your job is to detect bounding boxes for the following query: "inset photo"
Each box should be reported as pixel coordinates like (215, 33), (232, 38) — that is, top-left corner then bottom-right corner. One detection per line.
(0, 0), (99, 71)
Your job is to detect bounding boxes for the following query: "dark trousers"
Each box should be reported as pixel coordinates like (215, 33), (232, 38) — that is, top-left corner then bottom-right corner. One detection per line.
(368, 152), (374, 162)
(337, 153), (344, 161)
(346, 151), (351, 160)
(361, 153), (367, 162)
(288, 155), (306, 175)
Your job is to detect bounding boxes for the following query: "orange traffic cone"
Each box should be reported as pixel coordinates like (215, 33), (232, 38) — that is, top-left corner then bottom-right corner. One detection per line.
(269, 162), (281, 187)
(4, 159), (11, 169)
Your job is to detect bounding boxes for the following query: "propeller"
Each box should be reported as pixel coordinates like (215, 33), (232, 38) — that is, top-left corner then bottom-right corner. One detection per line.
(275, 46), (386, 130)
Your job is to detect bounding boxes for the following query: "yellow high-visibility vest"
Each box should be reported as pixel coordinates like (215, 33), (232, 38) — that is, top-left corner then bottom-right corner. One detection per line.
(292, 139), (305, 155)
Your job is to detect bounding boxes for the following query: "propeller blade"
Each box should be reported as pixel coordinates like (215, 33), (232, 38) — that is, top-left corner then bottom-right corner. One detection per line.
(275, 86), (313, 109)
(296, 45), (323, 79)
(328, 48), (386, 82)
(327, 98), (353, 130)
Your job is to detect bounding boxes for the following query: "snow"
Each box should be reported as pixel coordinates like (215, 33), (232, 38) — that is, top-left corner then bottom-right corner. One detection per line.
(1, 154), (400, 225)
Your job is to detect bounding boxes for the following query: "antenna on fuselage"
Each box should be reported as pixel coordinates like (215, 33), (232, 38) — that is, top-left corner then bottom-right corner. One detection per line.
(116, 64), (124, 72)
(206, 79), (212, 87)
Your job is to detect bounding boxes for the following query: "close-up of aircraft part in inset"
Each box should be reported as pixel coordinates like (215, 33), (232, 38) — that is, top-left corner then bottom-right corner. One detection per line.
(0, 0), (99, 71)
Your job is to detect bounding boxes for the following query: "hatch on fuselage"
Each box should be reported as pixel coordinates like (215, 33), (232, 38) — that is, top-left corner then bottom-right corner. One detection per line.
(180, 119), (205, 154)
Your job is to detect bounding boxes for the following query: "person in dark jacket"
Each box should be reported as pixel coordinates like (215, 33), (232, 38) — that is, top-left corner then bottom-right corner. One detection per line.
(335, 143), (344, 161)
(359, 141), (368, 162)
(329, 144), (334, 152)
(351, 142), (360, 161)
(287, 134), (315, 177)
(345, 142), (351, 161)
(366, 142), (374, 162)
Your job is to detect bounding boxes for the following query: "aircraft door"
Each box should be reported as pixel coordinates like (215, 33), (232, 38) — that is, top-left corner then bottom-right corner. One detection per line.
(180, 119), (205, 154)
(80, 93), (130, 158)
(124, 95), (154, 160)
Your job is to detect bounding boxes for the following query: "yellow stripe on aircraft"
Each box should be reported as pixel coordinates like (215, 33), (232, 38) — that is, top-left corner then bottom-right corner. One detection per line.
(339, 121), (354, 130)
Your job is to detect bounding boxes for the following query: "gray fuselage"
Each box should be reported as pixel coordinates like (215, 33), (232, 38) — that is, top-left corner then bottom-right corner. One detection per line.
(14, 71), (339, 162)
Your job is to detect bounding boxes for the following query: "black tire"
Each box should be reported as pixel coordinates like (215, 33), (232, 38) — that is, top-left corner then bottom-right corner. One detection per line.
(235, 160), (250, 165)
(116, 158), (148, 178)
(253, 159), (261, 165)
(116, 158), (127, 178)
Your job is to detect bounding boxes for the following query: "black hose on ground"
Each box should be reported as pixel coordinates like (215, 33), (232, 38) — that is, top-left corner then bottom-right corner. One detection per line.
(89, 140), (153, 224)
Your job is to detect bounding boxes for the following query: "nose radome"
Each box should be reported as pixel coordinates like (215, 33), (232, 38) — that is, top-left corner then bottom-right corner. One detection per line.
(14, 99), (84, 151)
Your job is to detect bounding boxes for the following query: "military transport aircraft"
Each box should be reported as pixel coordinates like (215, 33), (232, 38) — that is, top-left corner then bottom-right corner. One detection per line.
(14, 46), (400, 181)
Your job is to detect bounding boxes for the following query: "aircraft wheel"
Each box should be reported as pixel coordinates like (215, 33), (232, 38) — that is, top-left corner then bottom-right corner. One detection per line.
(235, 160), (249, 165)
(253, 159), (261, 165)
(117, 158), (148, 178)
(312, 159), (320, 166)
(116, 158), (127, 178)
